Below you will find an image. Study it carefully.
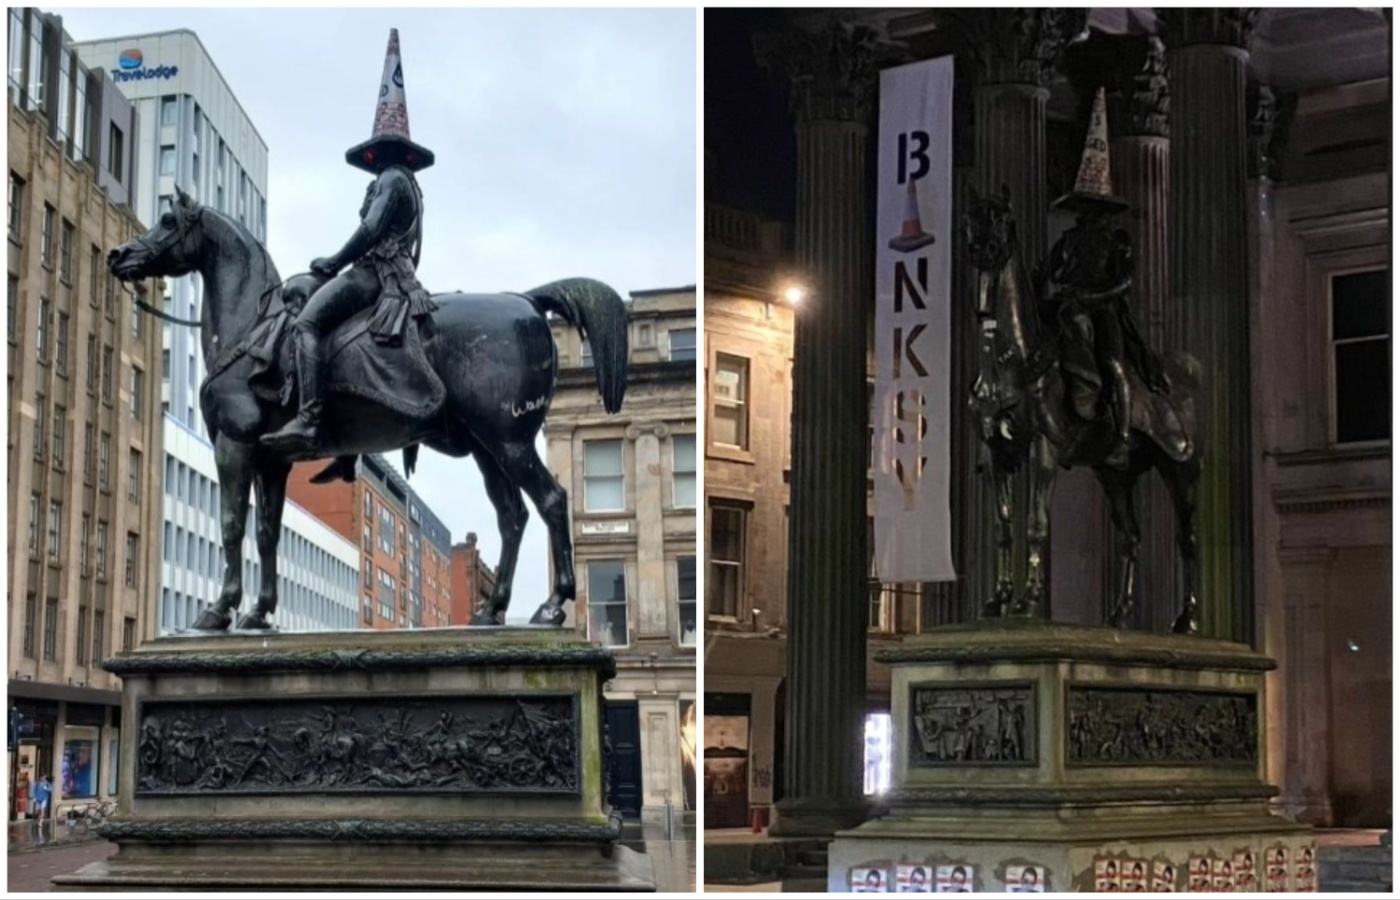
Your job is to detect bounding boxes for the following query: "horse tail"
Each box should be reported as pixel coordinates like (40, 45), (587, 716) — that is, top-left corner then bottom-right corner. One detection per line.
(526, 277), (629, 413)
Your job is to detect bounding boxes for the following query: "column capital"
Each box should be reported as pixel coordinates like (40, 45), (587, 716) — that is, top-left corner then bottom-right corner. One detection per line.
(754, 21), (901, 125)
(953, 8), (1089, 88)
(1156, 8), (1258, 51)
(1107, 36), (1169, 140)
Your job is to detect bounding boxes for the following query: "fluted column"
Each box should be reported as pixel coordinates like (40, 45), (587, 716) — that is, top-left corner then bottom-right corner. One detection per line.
(757, 21), (889, 837)
(956, 9), (1086, 617)
(1159, 9), (1257, 643)
(1106, 37), (1175, 632)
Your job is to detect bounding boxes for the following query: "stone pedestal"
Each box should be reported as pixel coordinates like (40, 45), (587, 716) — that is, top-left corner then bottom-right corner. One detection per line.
(54, 627), (653, 891)
(828, 621), (1315, 891)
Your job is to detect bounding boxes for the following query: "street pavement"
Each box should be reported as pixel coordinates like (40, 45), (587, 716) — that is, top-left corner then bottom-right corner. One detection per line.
(9, 834), (693, 892)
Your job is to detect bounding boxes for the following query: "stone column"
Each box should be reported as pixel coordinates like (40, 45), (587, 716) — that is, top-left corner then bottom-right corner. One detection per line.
(631, 424), (668, 638)
(956, 9), (1087, 617)
(1158, 9), (1257, 642)
(1106, 37), (1175, 632)
(756, 21), (888, 837)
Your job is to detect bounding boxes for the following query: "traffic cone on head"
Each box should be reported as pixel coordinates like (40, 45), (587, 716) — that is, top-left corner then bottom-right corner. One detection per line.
(344, 28), (436, 174)
(1052, 87), (1127, 215)
(888, 177), (937, 253)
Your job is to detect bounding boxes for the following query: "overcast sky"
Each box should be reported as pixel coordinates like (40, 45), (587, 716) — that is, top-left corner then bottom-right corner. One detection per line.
(55, 7), (697, 623)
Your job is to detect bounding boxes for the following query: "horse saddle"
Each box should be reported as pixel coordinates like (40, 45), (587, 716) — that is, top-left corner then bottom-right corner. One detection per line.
(246, 294), (446, 422)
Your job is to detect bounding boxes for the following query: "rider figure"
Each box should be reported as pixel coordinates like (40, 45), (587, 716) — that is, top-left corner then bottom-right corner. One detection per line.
(262, 28), (436, 458)
(1045, 88), (1168, 469)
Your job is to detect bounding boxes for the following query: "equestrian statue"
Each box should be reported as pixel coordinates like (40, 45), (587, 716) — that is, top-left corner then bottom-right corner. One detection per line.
(107, 29), (628, 631)
(962, 88), (1201, 634)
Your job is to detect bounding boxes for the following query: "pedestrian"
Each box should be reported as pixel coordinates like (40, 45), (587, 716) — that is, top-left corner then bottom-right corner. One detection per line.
(32, 774), (52, 843)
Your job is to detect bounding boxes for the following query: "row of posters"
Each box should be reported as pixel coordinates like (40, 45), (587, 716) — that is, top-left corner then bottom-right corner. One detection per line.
(850, 864), (1044, 893)
(849, 845), (1318, 893)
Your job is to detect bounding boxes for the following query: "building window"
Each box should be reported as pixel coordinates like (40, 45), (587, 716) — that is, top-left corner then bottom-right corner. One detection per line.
(713, 354), (750, 449)
(128, 449), (142, 501)
(96, 521), (108, 578)
(47, 500), (61, 563)
(7, 171), (22, 242)
(125, 531), (139, 587)
(130, 367), (144, 420)
(55, 311), (68, 375)
(673, 434), (696, 508)
(42, 598), (58, 661)
(708, 502), (746, 619)
(36, 297), (48, 360)
(88, 245), (99, 305)
(131, 296), (142, 339)
(108, 122), (125, 181)
(59, 218), (74, 283)
(160, 95), (177, 127)
(122, 616), (135, 651)
(83, 423), (95, 483)
(24, 17), (44, 111)
(51, 404), (64, 464)
(7, 274), (16, 341)
(586, 559), (628, 647)
(669, 327), (696, 362)
(1331, 268), (1390, 445)
(86, 333), (97, 392)
(583, 439), (625, 512)
(99, 431), (110, 489)
(76, 606), (88, 665)
(92, 611), (104, 666)
(101, 344), (113, 403)
(159, 145), (176, 177)
(39, 202), (54, 268)
(678, 555), (696, 647)
(22, 594), (36, 658)
(379, 505), (395, 554)
(32, 394), (44, 459)
(80, 514), (90, 573)
(28, 492), (39, 558)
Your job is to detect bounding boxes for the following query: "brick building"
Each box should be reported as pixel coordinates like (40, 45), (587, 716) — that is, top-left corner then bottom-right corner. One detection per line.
(449, 532), (497, 625)
(6, 7), (163, 818)
(286, 454), (454, 630)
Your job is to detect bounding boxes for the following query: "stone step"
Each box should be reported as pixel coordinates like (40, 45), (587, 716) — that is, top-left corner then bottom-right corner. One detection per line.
(796, 848), (829, 867)
(781, 876), (829, 892)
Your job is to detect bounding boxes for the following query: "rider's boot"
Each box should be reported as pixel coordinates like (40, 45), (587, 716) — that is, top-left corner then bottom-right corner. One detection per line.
(1105, 359), (1132, 469)
(261, 325), (324, 456)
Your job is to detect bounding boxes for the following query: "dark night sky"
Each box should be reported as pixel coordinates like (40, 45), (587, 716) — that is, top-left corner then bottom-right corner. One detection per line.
(704, 8), (796, 224)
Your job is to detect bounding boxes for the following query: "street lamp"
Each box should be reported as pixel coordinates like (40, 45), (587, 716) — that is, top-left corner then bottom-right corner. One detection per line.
(782, 283), (807, 305)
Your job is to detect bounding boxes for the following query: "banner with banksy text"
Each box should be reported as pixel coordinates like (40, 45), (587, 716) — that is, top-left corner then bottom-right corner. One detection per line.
(873, 55), (955, 584)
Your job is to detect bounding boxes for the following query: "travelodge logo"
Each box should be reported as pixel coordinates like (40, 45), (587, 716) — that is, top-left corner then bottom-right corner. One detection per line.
(111, 48), (178, 83)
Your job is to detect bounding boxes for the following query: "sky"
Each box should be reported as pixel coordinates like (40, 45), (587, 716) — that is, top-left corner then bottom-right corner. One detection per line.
(55, 7), (697, 623)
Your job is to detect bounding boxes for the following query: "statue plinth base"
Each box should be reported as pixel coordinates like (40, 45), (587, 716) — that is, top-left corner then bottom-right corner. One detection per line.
(54, 627), (654, 892)
(828, 621), (1316, 892)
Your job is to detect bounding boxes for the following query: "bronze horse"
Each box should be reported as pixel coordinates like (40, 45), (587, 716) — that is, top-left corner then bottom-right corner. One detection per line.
(108, 189), (627, 630)
(962, 186), (1201, 633)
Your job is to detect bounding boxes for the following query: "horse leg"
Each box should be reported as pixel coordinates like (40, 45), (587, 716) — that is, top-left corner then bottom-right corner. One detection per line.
(986, 463), (1015, 618)
(191, 435), (255, 631)
(239, 458), (292, 629)
(1099, 468), (1141, 628)
(1165, 459), (1201, 635)
(467, 450), (528, 626)
(497, 440), (576, 626)
(1019, 435), (1057, 617)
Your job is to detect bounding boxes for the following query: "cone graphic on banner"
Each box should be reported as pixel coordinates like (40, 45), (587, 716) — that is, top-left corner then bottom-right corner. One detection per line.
(887, 177), (937, 252)
(1052, 87), (1127, 214)
(345, 28), (436, 173)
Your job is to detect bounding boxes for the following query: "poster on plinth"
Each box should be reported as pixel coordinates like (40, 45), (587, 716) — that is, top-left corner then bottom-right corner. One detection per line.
(873, 54), (956, 584)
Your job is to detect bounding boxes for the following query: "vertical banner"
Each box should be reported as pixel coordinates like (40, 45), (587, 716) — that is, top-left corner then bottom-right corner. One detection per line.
(874, 55), (955, 583)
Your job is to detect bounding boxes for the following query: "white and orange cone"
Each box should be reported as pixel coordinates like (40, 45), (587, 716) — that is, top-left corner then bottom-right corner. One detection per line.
(1053, 87), (1127, 214)
(345, 28), (435, 173)
(888, 177), (937, 253)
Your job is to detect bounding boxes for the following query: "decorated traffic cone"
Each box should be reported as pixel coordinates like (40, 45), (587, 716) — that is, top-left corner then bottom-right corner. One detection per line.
(1053, 87), (1127, 214)
(344, 28), (436, 173)
(888, 177), (937, 252)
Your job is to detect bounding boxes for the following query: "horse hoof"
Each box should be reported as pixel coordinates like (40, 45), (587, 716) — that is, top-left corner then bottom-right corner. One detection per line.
(468, 610), (504, 626)
(235, 613), (274, 631)
(528, 604), (566, 627)
(1171, 613), (1198, 636)
(190, 608), (233, 632)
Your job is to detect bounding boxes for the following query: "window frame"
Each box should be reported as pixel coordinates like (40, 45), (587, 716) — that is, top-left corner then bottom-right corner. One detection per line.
(1327, 264), (1391, 448)
(582, 438), (626, 513)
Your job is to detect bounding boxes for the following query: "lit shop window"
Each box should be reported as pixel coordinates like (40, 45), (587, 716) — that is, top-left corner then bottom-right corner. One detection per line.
(863, 712), (893, 796)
